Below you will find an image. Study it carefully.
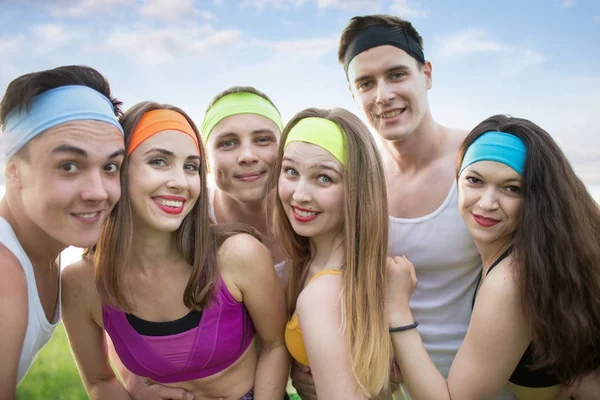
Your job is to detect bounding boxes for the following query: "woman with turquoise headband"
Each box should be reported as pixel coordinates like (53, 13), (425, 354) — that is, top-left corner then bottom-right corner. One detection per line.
(386, 114), (600, 400)
(0, 65), (124, 396)
(201, 86), (288, 283)
(273, 108), (394, 398)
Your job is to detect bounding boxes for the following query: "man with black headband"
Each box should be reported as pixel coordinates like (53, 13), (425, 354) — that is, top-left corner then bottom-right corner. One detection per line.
(291, 14), (514, 400)
(293, 14), (600, 400)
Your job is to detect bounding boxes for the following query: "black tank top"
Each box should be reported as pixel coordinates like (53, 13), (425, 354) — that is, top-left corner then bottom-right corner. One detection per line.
(472, 249), (559, 388)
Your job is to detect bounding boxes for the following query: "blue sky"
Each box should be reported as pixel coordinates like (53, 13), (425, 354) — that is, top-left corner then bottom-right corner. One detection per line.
(1, 0), (599, 188)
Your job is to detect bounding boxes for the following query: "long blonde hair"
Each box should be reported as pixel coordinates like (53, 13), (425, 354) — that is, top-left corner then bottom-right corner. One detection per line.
(271, 108), (392, 396)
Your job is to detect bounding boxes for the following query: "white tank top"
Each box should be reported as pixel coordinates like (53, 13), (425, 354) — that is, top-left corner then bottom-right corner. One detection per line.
(0, 217), (60, 384)
(389, 182), (515, 399)
(208, 186), (288, 283)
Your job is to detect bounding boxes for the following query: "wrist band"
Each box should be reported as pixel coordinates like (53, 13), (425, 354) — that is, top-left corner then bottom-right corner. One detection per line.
(389, 321), (419, 333)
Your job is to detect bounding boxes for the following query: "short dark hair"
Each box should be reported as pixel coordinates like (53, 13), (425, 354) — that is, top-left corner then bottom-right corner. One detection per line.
(337, 14), (424, 66)
(0, 65), (122, 123)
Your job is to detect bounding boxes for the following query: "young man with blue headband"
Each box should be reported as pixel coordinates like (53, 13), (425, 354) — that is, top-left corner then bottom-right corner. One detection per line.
(0, 65), (124, 397)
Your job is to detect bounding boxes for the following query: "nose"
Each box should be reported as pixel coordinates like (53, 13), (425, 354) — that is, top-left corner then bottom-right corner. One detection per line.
(478, 187), (499, 211)
(80, 169), (109, 203)
(375, 79), (394, 105)
(237, 141), (259, 165)
(291, 178), (312, 203)
(166, 166), (190, 191)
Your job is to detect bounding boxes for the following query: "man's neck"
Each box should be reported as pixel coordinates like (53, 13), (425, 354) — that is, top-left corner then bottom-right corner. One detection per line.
(214, 190), (272, 232)
(0, 195), (65, 267)
(382, 118), (447, 175)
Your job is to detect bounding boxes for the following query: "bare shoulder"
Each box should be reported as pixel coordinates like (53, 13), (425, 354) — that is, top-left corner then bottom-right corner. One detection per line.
(0, 243), (28, 307)
(478, 256), (521, 309)
(61, 257), (101, 317)
(296, 272), (343, 316)
(62, 257), (95, 293)
(443, 125), (469, 152)
(218, 233), (271, 273)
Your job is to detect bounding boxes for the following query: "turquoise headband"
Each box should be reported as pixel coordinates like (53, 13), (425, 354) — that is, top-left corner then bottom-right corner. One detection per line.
(201, 92), (283, 142)
(460, 131), (527, 175)
(2, 85), (123, 159)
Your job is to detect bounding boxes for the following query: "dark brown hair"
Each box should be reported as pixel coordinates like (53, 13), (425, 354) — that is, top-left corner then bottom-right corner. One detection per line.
(457, 114), (600, 383)
(337, 14), (425, 66)
(0, 65), (121, 122)
(94, 101), (260, 312)
(0, 65), (122, 160)
(270, 108), (391, 396)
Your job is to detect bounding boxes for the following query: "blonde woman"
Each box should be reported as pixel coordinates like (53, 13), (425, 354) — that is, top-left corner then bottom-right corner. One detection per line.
(272, 108), (392, 398)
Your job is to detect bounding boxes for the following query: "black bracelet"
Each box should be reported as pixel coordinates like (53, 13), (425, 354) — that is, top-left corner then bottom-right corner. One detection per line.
(389, 321), (419, 333)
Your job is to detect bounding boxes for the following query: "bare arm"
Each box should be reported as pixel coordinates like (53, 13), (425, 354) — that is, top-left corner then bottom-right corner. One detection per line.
(297, 274), (368, 399)
(221, 234), (289, 400)
(387, 256), (531, 400)
(61, 260), (131, 399)
(0, 247), (28, 400)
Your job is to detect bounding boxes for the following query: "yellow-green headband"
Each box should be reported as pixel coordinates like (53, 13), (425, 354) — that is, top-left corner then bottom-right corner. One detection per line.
(201, 92), (283, 142)
(284, 117), (346, 165)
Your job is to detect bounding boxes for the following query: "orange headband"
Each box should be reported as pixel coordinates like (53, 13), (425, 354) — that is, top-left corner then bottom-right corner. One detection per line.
(128, 109), (200, 155)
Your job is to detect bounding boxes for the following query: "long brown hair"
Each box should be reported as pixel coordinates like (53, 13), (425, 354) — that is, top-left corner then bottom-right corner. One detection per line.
(271, 108), (391, 396)
(457, 114), (600, 383)
(94, 101), (259, 312)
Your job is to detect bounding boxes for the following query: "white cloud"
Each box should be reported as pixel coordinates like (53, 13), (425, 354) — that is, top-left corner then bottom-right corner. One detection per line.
(253, 35), (338, 59)
(0, 35), (25, 54)
(31, 24), (77, 55)
(560, 0), (576, 8)
(103, 27), (243, 65)
(139, 0), (205, 22)
(389, 0), (428, 18)
(434, 27), (546, 74)
(240, 0), (305, 10)
(214, 0), (225, 5)
(435, 28), (510, 58)
(48, 0), (125, 17)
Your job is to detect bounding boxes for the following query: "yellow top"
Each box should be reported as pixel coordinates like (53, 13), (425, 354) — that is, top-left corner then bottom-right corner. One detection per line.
(284, 269), (341, 366)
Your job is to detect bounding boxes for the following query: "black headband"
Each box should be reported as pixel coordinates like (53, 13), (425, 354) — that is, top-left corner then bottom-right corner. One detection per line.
(343, 24), (425, 74)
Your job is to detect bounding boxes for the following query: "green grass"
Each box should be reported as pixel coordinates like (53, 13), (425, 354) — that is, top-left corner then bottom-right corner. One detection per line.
(16, 322), (302, 399)
(16, 322), (87, 400)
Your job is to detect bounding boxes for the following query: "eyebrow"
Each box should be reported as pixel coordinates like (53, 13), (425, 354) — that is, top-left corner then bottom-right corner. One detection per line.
(353, 64), (411, 84)
(282, 157), (342, 175)
(144, 148), (173, 157)
(469, 169), (521, 183)
(51, 145), (125, 159)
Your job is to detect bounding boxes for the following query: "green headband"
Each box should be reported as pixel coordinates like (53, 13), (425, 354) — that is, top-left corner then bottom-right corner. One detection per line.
(284, 117), (346, 164)
(201, 92), (283, 142)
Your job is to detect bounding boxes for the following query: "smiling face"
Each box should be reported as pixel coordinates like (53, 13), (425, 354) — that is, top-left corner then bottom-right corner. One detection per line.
(207, 113), (279, 203)
(347, 45), (432, 143)
(278, 141), (345, 242)
(10, 120), (124, 248)
(127, 130), (202, 233)
(458, 160), (524, 248)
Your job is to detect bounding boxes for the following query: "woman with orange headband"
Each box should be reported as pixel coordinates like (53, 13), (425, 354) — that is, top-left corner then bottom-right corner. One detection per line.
(62, 102), (289, 400)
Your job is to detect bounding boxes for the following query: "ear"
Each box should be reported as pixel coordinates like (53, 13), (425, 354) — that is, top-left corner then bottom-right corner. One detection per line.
(423, 61), (433, 90)
(4, 158), (22, 189)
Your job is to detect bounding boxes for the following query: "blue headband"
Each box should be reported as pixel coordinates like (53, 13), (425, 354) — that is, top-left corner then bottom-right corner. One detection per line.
(460, 131), (527, 175)
(2, 85), (123, 159)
